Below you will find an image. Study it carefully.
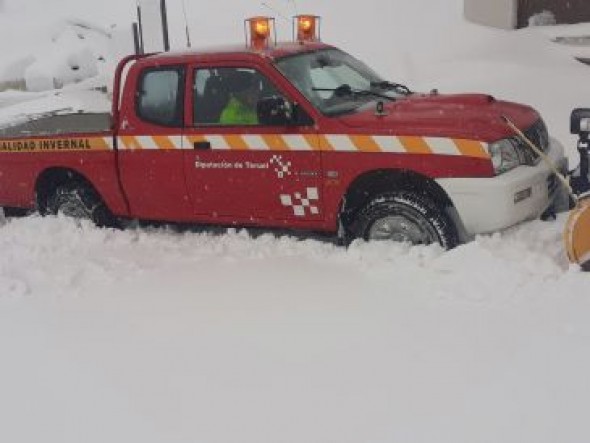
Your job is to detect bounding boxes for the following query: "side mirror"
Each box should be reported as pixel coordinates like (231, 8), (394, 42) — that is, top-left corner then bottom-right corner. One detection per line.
(257, 96), (294, 126)
(571, 108), (590, 136)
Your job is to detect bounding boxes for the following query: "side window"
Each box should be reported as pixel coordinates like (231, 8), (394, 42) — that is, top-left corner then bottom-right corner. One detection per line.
(193, 67), (283, 126)
(137, 68), (184, 127)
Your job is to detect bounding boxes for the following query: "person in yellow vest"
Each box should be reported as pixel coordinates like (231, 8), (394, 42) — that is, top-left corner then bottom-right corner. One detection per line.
(219, 71), (260, 125)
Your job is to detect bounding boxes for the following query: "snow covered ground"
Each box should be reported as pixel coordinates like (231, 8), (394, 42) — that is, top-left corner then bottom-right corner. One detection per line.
(1, 0), (590, 442)
(1, 215), (589, 443)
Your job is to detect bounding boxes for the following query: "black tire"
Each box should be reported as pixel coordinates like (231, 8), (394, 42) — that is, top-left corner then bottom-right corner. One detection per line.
(351, 191), (459, 249)
(46, 181), (117, 228)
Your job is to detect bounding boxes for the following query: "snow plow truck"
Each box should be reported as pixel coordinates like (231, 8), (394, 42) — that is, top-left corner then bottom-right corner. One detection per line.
(0, 16), (569, 251)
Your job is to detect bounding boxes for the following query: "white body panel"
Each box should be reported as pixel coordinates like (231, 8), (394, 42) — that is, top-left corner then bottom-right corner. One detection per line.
(438, 137), (567, 237)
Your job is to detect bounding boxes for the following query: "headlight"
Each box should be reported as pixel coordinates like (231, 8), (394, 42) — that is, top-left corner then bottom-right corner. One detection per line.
(488, 138), (520, 175)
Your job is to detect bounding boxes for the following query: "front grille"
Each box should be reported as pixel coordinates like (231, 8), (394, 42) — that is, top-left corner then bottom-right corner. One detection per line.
(515, 119), (549, 166)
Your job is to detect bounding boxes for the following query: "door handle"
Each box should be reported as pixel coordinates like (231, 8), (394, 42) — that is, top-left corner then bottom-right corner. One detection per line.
(194, 141), (211, 150)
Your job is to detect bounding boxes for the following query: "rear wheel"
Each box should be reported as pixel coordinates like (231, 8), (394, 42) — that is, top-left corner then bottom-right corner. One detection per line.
(352, 191), (459, 249)
(46, 181), (116, 228)
(1, 207), (30, 218)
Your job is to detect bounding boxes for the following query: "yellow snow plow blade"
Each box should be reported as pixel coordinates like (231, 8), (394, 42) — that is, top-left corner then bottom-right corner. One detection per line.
(565, 196), (590, 271)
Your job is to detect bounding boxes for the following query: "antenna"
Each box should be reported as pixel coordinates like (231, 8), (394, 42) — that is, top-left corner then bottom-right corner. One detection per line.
(160, 0), (170, 52)
(135, 0), (144, 54)
(181, 0), (192, 48)
(290, 0), (299, 16)
(261, 2), (289, 22)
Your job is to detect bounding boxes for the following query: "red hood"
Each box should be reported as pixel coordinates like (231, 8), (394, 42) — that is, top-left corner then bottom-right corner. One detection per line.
(337, 93), (539, 142)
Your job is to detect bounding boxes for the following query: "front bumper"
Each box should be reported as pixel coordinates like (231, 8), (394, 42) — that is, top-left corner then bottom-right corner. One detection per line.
(436, 137), (567, 238)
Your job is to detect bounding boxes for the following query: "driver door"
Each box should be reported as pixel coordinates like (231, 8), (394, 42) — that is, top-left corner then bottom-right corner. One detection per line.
(183, 63), (324, 224)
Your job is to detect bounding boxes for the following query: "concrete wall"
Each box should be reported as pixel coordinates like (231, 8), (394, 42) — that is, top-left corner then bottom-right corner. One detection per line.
(464, 0), (517, 29)
(465, 0), (590, 29)
(517, 0), (590, 28)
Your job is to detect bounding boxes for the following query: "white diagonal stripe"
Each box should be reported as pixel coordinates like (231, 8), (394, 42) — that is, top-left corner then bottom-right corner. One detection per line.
(372, 135), (406, 153)
(118, 137), (136, 150)
(326, 135), (357, 151)
(135, 136), (157, 150)
(103, 137), (114, 150)
(242, 135), (269, 150)
(425, 137), (461, 156)
(169, 135), (183, 150)
(283, 135), (313, 151)
(206, 135), (231, 150)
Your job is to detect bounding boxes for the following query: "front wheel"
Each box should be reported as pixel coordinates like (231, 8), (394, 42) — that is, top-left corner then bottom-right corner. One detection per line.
(46, 181), (117, 228)
(352, 191), (459, 249)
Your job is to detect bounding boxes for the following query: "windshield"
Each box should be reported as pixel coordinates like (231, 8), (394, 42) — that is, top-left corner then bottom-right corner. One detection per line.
(275, 48), (401, 116)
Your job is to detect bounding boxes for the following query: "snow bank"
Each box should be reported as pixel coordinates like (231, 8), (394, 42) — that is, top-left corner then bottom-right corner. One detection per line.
(0, 213), (580, 318)
(0, 19), (126, 93)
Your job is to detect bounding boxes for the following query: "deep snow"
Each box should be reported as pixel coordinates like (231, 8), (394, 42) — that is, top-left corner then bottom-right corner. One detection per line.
(1, 0), (590, 442)
(1, 215), (589, 443)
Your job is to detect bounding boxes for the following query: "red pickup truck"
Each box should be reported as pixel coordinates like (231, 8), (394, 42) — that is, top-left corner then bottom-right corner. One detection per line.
(0, 17), (567, 248)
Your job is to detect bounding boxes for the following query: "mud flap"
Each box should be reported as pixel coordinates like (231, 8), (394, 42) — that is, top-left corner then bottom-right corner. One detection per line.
(565, 195), (590, 271)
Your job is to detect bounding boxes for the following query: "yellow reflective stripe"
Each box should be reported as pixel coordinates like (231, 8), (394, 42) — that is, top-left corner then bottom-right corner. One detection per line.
(223, 135), (249, 151)
(152, 135), (176, 150)
(262, 134), (290, 151)
(120, 136), (142, 150)
(398, 136), (432, 154)
(88, 137), (111, 151)
(302, 134), (322, 151)
(187, 134), (207, 145)
(316, 134), (335, 151)
(453, 139), (489, 159)
(350, 135), (382, 153)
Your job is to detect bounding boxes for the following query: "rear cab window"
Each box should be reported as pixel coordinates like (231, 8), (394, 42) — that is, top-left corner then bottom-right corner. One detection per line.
(136, 67), (185, 127)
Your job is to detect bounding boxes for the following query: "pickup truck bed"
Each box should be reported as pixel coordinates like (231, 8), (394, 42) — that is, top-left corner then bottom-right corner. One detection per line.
(0, 112), (111, 137)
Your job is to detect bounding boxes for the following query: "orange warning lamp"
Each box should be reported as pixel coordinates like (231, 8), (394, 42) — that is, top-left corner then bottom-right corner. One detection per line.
(245, 16), (275, 49)
(294, 15), (321, 42)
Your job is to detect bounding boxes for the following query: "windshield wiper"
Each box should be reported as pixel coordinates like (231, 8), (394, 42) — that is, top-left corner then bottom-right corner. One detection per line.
(312, 84), (395, 101)
(370, 81), (412, 95)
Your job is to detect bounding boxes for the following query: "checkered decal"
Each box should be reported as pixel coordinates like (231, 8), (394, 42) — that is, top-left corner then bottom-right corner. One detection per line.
(270, 155), (292, 179)
(280, 187), (320, 217)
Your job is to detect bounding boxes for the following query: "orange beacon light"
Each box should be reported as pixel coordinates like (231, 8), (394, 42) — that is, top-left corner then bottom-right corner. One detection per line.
(245, 16), (275, 49)
(294, 15), (321, 42)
